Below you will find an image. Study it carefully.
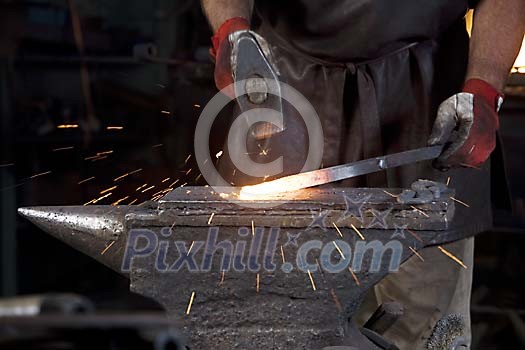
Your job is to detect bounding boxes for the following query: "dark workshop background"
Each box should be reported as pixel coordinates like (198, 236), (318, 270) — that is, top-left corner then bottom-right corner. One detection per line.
(0, 0), (524, 348)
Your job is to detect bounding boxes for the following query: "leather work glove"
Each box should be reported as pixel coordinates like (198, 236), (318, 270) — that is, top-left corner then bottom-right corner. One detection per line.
(428, 78), (504, 170)
(210, 17), (274, 99)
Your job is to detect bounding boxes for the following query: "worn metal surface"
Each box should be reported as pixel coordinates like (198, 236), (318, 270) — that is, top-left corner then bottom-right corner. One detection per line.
(18, 182), (459, 349)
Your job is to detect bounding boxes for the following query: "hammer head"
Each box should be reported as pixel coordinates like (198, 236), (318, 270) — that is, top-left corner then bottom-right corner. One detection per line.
(231, 31), (284, 140)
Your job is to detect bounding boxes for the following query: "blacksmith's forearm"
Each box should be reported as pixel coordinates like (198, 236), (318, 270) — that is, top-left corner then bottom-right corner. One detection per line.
(201, 0), (254, 32)
(467, 0), (525, 91)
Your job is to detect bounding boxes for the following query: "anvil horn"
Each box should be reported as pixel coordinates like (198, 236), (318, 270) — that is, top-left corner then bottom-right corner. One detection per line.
(18, 206), (130, 275)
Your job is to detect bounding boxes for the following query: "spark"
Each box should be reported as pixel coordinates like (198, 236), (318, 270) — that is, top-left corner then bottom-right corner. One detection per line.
(180, 182), (187, 187)
(411, 206), (429, 218)
(91, 156), (107, 162)
(184, 154), (192, 164)
(187, 241), (195, 255)
(383, 190), (398, 198)
(142, 185), (155, 193)
(84, 192), (112, 206)
(161, 177), (171, 183)
(111, 196), (129, 206)
(257, 144), (270, 156)
(351, 224), (365, 240)
(251, 220), (255, 236)
(78, 176), (95, 184)
(106, 126), (123, 130)
(186, 291), (195, 315)
(100, 185), (117, 194)
(96, 150), (114, 156)
(186, 190), (191, 194)
(330, 289), (343, 312)
(409, 246), (424, 261)
(307, 270), (317, 291)
(185, 168), (192, 175)
(169, 179), (179, 187)
(114, 168), (142, 182)
(438, 246), (467, 269)
(348, 267), (360, 286)
(150, 194), (163, 201)
(136, 183), (148, 191)
(152, 144), (163, 148)
(450, 197), (470, 208)
(57, 124), (78, 129)
(332, 222), (343, 238)
(446, 177), (451, 186)
(0, 163), (14, 168)
(280, 245), (286, 264)
(195, 174), (202, 182)
(52, 146), (74, 152)
(256, 274), (260, 293)
(215, 150), (223, 159)
(128, 199), (138, 205)
(194, 104), (201, 108)
(101, 241), (115, 255)
(208, 212), (215, 225)
(29, 171), (52, 179)
(161, 110), (171, 115)
(406, 228), (423, 242)
(333, 241), (346, 260)
(220, 271), (225, 286)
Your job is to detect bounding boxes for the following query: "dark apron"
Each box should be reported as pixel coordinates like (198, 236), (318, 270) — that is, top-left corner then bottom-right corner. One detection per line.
(219, 2), (492, 238)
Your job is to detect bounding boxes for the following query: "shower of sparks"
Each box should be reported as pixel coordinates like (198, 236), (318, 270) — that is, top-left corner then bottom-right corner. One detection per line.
(142, 185), (155, 193)
(52, 146), (74, 152)
(438, 246), (467, 269)
(161, 110), (171, 115)
(409, 246), (424, 261)
(162, 177), (171, 183)
(84, 192), (112, 206)
(348, 267), (360, 286)
(78, 176), (95, 184)
(100, 185), (117, 194)
(307, 270), (317, 291)
(280, 245), (286, 264)
(220, 271), (225, 286)
(256, 274), (260, 293)
(215, 150), (223, 159)
(152, 144), (163, 148)
(332, 222), (343, 238)
(187, 241), (195, 256)
(330, 289), (343, 312)
(128, 199), (138, 205)
(29, 171), (52, 179)
(184, 154), (192, 164)
(251, 220), (255, 236)
(106, 126), (123, 130)
(333, 241), (346, 260)
(411, 206), (429, 218)
(101, 241), (116, 255)
(450, 197), (470, 208)
(383, 190), (398, 198)
(57, 124), (79, 129)
(350, 224), (365, 240)
(114, 168), (142, 182)
(208, 212), (215, 225)
(186, 291), (196, 315)
(136, 183), (148, 191)
(446, 177), (451, 186)
(406, 228), (423, 242)
(111, 196), (129, 206)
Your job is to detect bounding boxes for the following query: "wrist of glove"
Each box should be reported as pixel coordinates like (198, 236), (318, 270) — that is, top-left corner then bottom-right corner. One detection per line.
(428, 78), (504, 170)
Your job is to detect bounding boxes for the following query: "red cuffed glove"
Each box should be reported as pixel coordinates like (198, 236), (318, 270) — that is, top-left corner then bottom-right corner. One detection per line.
(428, 78), (504, 169)
(210, 17), (250, 97)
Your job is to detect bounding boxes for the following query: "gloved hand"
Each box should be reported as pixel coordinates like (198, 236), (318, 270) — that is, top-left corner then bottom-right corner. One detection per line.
(210, 17), (250, 98)
(428, 78), (504, 169)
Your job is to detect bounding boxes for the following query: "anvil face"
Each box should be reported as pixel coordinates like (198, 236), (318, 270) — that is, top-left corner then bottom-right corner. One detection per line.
(18, 184), (456, 349)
